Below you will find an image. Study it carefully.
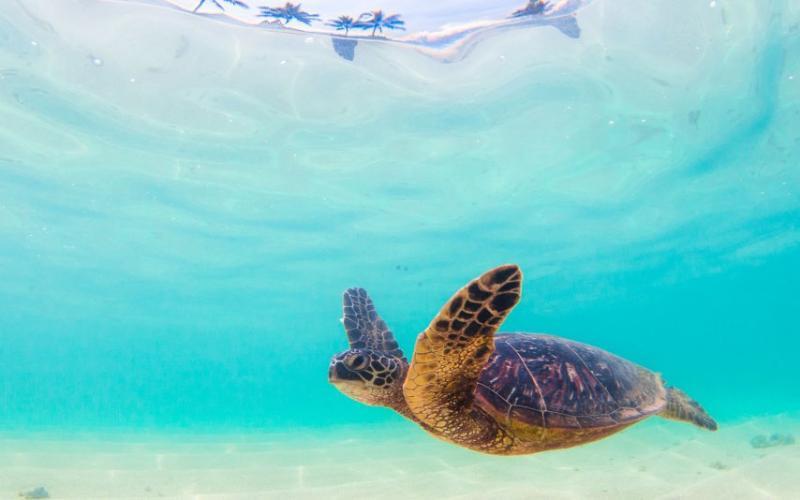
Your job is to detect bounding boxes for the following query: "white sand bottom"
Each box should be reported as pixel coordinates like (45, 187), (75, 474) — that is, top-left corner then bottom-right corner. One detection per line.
(1, 415), (798, 499)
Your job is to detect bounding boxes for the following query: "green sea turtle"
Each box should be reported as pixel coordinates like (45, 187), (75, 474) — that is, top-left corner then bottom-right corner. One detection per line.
(328, 264), (717, 455)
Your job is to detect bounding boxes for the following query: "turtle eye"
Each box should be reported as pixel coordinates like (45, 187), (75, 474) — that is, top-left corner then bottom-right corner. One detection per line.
(347, 354), (366, 370)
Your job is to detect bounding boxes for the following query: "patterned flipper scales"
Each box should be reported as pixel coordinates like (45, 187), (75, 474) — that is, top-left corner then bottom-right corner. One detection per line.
(403, 265), (522, 450)
(342, 288), (405, 360)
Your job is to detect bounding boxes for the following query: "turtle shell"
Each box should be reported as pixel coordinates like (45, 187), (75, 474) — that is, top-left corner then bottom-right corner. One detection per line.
(475, 333), (667, 429)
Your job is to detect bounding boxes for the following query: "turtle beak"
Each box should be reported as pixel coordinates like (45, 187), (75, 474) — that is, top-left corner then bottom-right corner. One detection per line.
(328, 361), (339, 383)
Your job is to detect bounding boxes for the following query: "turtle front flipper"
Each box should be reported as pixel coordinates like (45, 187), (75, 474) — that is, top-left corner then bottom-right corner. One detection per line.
(343, 287), (404, 360)
(403, 264), (522, 453)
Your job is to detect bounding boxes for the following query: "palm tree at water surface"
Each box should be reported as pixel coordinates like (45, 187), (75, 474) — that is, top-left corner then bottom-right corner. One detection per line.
(258, 3), (320, 25)
(192, 0), (249, 13)
(356, 10), (405, 37)
(327, 15), (357, 36)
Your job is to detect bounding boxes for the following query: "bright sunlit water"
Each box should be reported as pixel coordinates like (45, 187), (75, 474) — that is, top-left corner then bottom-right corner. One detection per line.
(0, 0), (798, 498)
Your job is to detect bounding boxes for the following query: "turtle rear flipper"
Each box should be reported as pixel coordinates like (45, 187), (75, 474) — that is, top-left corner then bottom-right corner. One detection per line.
(403, 264), (522, 452)
(660, 387), (718, 431)
(342, 288), (404, 359)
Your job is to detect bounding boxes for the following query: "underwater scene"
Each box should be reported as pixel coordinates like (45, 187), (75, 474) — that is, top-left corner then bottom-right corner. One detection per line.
(1, 0), (799, 498)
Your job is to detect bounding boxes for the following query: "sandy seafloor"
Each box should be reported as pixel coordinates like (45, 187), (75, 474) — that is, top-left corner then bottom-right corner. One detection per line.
(2, 415), (798, 499)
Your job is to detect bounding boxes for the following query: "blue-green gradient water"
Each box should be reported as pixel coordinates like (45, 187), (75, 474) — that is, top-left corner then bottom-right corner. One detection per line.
(0, 0), (798, 440)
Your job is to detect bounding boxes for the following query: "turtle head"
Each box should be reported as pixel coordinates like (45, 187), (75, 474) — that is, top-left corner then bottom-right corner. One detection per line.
(328, 348), (407, 407)
(330, 287), (410, 411)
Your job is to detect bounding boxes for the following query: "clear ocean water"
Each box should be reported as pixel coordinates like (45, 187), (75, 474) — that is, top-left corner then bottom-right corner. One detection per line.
(0, 0), (798, 498)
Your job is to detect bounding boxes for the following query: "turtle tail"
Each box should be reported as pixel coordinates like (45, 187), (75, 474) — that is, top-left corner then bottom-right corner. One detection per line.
(660, 387), (718, 431)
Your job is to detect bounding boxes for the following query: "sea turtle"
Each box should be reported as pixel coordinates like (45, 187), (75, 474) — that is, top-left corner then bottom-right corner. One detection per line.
(328, 264), (717, 455)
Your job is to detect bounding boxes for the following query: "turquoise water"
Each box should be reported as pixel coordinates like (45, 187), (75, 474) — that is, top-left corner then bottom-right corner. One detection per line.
(1, 0), (799, 453)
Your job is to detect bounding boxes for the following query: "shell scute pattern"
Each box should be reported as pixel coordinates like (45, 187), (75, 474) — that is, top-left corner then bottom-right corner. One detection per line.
(476, 334), (666, 429)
